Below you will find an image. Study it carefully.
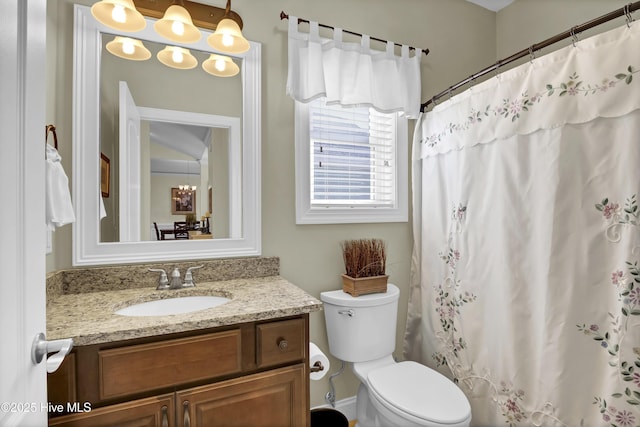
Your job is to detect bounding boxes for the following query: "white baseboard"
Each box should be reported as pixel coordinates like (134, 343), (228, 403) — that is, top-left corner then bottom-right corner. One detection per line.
(312, 395), (357, 421)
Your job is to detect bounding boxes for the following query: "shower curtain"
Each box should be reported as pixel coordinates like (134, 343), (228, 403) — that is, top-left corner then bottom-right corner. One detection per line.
(404, 22), (640, 427)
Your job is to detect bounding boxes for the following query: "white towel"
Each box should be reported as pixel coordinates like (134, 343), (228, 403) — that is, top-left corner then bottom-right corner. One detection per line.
(100, 195), (107, 220)
(46, 144), (75, 230)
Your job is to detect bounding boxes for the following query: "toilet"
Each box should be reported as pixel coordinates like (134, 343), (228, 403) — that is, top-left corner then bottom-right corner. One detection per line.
(320, 284), (472, 427)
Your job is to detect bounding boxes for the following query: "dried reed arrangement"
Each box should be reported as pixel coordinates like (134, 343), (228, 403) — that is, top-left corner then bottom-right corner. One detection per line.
(341, 238), (387, 278)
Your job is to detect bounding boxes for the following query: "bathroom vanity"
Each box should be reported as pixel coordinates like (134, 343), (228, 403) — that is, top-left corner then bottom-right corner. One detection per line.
(45, 266), (321, 427)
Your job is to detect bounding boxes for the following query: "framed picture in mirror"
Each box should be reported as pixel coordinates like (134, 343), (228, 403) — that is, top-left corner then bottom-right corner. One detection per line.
(100, 153), (110, 197)
(171, 188), (196, 215)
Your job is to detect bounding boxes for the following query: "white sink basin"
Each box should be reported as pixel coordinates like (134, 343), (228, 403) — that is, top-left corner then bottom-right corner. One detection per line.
(115, 296), (230, 317)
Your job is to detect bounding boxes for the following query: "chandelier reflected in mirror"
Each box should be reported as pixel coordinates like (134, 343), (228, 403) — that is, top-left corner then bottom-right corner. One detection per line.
(178, 160), (197, 195)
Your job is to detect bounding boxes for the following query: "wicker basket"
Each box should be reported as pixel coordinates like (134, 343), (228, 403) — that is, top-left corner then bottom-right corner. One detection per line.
(341, 274), (388, 297)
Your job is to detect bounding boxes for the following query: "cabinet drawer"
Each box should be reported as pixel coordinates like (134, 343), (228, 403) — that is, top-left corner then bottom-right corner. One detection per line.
(256, 318), (306, 368)
(99, 330), (241, 399)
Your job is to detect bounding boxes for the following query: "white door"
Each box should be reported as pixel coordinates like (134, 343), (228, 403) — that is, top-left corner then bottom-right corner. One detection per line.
(0, 1), (48, 426)
(119, 81), (142, 242)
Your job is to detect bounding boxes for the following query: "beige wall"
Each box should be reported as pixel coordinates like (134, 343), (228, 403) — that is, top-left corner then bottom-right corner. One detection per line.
(496, 0), (631, 68)
(210, 128), (230, 238)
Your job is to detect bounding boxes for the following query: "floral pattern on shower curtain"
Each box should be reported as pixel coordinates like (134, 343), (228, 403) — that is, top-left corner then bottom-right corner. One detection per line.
(404, 21), (640, 427)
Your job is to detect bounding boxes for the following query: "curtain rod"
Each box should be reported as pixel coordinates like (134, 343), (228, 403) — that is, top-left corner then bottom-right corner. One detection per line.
(421, 1), (640, 112)
(280, 11), (430, 56)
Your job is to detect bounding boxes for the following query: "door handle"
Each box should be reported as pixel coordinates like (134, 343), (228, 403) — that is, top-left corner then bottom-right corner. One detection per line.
(183, 401), (191, 427)
(31, 333), (73, 373)
(161, 405), (169, 427)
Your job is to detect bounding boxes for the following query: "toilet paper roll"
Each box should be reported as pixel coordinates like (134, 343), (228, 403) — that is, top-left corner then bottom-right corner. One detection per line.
(309, 342), (330, 381)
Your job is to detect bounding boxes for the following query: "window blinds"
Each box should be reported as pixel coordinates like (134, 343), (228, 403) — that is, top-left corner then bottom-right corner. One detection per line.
(309, 98), (397, 207)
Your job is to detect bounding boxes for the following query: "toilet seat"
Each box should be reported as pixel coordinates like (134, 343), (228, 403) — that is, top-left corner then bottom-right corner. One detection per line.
(367, 361), (471, 426)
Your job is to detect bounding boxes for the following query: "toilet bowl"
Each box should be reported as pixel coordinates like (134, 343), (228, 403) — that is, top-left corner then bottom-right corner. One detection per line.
(320, 284), (471, 427)
(357, 358), (471, 427)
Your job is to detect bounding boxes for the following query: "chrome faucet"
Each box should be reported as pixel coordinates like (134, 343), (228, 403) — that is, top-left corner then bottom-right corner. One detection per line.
(148, 268), (170, 290)
(169, 268), (183, 290)
(183, 265), (203, 287)
(149, 266), (204, 290)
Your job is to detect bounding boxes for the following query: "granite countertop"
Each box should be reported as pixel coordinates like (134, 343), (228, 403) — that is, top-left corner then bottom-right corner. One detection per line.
(47, 276), (322, 346)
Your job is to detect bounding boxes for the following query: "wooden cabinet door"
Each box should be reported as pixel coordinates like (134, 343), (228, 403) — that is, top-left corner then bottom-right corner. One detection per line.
(48, 394), (174, 427)
(177, 364), (307, 427)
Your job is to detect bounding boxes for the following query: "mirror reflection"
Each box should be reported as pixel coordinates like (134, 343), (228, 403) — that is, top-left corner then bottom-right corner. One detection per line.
(98, 36), (242, 243)
(73, 4), (261, 266)
(147, 122), (230, 241)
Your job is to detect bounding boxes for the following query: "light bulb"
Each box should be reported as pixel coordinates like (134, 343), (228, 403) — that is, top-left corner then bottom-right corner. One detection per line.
(111, 4), (126, 24)
(222, 33), (234, 47)
(172, 49), (184, 64)
(171, 20), (185, 36)
(122, 39), (135, 55)
(215, 58), (226, 72)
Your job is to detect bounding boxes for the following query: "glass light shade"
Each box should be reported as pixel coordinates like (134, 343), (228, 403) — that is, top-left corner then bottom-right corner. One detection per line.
(106, 37), (151, 61)
(202, 54), (239, 77)
(153, 5), (201, 43)
(207, 18), (250, 54)
(90, 0), (146, 32)
(157, 46), (198, 69)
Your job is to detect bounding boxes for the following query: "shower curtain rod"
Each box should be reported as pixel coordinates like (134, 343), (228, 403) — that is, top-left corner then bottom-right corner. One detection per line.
(421, 1), (640, 112)
(280, 11), (430, 56)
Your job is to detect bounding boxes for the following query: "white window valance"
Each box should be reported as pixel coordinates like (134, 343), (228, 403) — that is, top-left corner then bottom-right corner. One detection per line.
(286, 17), (422, 118)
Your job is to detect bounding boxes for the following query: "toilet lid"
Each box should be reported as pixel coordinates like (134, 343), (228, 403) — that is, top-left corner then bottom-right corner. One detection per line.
(367, 361), (471, 425)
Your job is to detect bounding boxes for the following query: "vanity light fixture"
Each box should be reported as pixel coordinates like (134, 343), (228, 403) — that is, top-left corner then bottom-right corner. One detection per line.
(153, 1), (201, 44)
(106, 36), (151, 60)
(90, 0), (146, 32)
(157, 46), (198, 69)
(202, 54), (239, 77)
(207, 0), (250, 54)
(97, 0), (249, 74)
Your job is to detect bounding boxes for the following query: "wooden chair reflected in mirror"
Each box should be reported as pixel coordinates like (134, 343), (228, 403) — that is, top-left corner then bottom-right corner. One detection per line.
(174, 221), (190, 240)
(153, 222), (161, 241)
(154, 222), (176, 240)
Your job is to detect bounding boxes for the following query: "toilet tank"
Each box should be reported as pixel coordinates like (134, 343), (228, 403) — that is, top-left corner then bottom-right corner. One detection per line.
(320, 284), (399, 362)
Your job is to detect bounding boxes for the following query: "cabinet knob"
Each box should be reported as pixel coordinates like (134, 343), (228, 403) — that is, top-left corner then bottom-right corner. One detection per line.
(277, 338), (288, 351)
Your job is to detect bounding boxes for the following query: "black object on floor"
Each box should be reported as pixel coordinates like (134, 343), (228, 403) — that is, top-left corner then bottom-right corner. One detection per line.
(310, 408), (349, 427)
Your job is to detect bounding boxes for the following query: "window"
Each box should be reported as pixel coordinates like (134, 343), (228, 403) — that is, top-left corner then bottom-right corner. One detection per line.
(295, 98), (408, 224)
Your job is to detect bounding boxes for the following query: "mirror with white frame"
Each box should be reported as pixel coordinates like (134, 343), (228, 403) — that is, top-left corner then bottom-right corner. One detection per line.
(72, 4), (261, 266)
